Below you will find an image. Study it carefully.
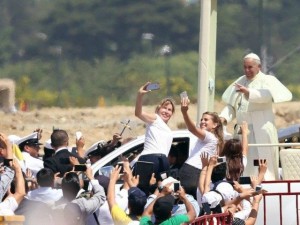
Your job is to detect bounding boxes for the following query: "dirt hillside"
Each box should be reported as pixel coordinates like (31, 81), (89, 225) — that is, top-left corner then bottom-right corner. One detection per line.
(1, 101), (299, 150)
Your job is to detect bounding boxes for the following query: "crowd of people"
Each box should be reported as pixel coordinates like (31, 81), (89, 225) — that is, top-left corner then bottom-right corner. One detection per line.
(0, 52), (292, 225)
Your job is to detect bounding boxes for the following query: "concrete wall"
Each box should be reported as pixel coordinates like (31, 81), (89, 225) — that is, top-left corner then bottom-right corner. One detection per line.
(0, 79), (15, 113)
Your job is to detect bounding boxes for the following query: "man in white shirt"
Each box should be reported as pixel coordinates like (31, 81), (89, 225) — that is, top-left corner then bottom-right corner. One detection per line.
(16, 132), (44, 177)
(26, 168), (63, 205)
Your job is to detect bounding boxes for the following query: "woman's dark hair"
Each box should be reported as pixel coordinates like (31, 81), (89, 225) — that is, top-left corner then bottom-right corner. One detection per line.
(222, 139), (244, 181)
(61, 172), (81, 201)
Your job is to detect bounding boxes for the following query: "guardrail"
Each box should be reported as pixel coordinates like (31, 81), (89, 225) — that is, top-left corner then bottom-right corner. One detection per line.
(190, 143), (300, 225)
(259, 180), (300, 225)
(248, 142), (300, 147)
(191, 212), (232, 225)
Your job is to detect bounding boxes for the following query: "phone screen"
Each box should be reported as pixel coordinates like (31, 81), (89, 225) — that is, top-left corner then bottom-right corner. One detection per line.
(145, 83), (160, 91)
(180, 91), (188, 100)
(75, 131), (82, 140)
(134, 161), (154, 186)
(253, 159), (259, 166)
(74, 164), (87, 171)
(174, 182), (180, 192)
(117, 162), (124, 174)
(255, 185), (262, 191)
(160, 172), (167, 180)
(239, 176), (251, 185)
(217, 157), (226, 163)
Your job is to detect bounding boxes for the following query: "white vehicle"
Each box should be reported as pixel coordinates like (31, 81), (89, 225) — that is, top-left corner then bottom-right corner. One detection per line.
(91, 129), (198, 176)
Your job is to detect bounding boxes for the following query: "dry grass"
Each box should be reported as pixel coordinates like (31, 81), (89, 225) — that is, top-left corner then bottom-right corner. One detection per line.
(1, 100), (300, 149)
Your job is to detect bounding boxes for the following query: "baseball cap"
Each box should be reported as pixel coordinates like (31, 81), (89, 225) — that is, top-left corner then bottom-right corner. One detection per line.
(128, 187), (147, 203)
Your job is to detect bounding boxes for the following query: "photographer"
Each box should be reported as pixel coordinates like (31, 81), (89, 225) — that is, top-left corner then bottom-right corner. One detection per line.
(141, 182), (196, 224)
(107, 161), (147, 225)
(53, 167), (106, 225)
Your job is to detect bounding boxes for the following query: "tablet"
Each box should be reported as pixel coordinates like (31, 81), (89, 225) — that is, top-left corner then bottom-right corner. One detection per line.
(134, 161), (154, 186)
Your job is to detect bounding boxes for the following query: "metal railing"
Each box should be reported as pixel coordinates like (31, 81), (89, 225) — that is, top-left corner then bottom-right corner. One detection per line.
(191, 212), (233, 225)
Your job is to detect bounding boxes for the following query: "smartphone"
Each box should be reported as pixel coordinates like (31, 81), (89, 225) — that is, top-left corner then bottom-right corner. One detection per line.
(253, 159), (266, 166)
(134, 161), (154, 186)
(25, 177), (35, 182)
(234, 124), (242, 134)
(117, 162), (124, 174)
(180, 91), (188, 100)
(145, 83), (160, 91)
(255, 185), (262, 191)
(174, 182), (180, 192)
(239, 176), (251, 185)
(253, 186), (267, 196)
(160, 172), (167, 180)
(217, 157), (226, 163)
(253, 159), (259, 166)
(74, 164), (87, 171)
(76, 131), (82, 140)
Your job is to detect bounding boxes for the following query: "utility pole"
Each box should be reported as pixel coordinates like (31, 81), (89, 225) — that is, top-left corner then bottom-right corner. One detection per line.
(197, 0), (217, 122)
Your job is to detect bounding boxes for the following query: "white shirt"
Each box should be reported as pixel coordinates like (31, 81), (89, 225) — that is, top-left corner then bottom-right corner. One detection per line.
(0, 196), (18, 215)
(87, 187), (128, 225)
(185, 130), (218, 169)
(26, 187), (63, 206)
(22, 152), (44, 177)
(141, 114), (172, 156)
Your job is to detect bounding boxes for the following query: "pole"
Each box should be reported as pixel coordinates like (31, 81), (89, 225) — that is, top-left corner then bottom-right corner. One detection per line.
(197, 0), (218, 122)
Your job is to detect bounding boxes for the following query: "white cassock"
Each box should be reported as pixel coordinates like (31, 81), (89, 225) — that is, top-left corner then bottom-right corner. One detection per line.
(220, 71), (292, 180)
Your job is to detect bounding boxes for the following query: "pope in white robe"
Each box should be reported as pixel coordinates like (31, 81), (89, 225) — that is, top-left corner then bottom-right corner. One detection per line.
(219, 53), (292, 180)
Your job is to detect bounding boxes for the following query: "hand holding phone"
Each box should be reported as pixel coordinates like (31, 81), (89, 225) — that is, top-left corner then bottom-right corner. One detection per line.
(253, 185), (267, 195)
(173, 182), (180, 192)
(117, 162), (124, 174)
(217, 157), (226, 163)
(180, 91), (188, 100)
(253, 159), (266, 166)
(134, 161), (154, 186)
(74, 164), (87, 171)
(76, 131), (82, 140)
(145, 83), (160, 91)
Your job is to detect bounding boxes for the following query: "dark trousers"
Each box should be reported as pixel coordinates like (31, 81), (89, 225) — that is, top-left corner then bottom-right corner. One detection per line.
(138, 154), (170, 181)
(178, 163), (201, 199)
